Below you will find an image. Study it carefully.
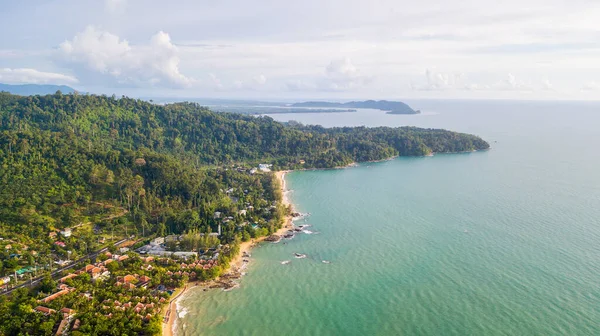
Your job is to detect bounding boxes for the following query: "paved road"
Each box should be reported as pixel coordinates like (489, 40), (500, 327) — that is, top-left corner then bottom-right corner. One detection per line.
(0, 238), (128, 296)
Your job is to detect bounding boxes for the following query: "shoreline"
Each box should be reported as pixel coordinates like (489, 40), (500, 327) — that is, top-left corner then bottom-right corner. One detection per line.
(229, 170), (294, 271)
(162, 285), (188, 336)
(163, 170), (294, 336)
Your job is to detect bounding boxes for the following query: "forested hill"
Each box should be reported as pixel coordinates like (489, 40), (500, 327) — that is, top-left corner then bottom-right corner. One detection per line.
(0, 83), (76, 96)
(0, 92), (487, 168)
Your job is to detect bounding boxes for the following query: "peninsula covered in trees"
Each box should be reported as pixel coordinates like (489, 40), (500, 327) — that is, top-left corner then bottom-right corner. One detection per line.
(291, 100), (420, 114)
(0, 91), (488, 335)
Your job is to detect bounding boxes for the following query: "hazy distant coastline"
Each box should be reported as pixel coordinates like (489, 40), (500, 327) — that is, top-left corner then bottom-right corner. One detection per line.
(292, 100), (420, 115)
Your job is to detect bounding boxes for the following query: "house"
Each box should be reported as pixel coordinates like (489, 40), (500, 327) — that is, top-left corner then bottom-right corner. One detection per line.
(84, 264), (95, 272)
(118, 255), (129, 261)
(123, 275), (137, 283)
(172, 251), (198, 259)
(213, 212), (222, 219)
(258, 164), (272, 172)
(238, 210), (247, 216)
(89, 267), (103, 279)
(54, 241), (66, 248)
(142, 256), (154, 263)
(72, 319), (80, 330)
(60, 308), (75, 317)
(59, 274), (77, 283)
(0, 276), (10, 285)
(34, 306), (56, 315)
(55, 260), (70, 267)
(55, 317), (70, 336)
(49, 232), (57, 239)
(40, 289), (71, 303)
(139, 275), (151, 283)
(60, 228), (72, 238)
(165, 235), (180, 243)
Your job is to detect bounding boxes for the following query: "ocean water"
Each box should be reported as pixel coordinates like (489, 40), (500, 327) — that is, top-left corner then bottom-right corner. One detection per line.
(176, 100), (600, 335)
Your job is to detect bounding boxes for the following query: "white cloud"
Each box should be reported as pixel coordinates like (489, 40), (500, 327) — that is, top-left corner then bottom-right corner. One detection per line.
(411, 69), (465, 91)
(59, 26), (194, 88)
(494, 73), (534, 91)
(285, 79), (317, 91)
(580, 81), (600, 92)
(0, 68), (78, 84)
(541, 79), (554, 91)
(209, 73), (223, 90)
(5, 1), (600, 99)
(105, 0), (127, 13)
(323, 57), (372, 90)
(412, 70), (541, 92)
(253, 74), (267, 85)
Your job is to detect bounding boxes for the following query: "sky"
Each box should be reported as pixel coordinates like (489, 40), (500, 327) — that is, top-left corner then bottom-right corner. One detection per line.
(1, 0), (600, 100)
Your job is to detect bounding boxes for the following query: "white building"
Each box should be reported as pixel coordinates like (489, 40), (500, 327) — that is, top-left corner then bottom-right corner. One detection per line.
(60, 228), (72, 238)
(258, 164), (272, 172)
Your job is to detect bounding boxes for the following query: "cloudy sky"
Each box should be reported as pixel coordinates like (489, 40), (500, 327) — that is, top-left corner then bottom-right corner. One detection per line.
(2, 0), (600, 100)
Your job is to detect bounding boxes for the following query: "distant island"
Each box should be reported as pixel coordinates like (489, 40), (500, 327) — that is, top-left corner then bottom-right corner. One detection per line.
(292, 100), (420, 115)
(0, 83), (77, 96)
(212, 106), (357, 115)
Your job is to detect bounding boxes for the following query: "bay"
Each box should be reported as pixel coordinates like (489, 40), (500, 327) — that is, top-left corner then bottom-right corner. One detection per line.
(175, 100), (600, 335)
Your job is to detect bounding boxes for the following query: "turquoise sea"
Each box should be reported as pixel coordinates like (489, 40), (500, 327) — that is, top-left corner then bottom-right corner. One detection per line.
(175, 100), (600, 335)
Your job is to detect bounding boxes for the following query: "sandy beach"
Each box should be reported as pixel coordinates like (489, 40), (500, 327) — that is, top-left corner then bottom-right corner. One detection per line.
(162, 285), (187, 336)
(163, 170), (294, 336)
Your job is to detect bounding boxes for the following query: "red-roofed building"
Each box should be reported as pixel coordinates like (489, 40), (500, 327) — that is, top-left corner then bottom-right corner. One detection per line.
(123, 275), (137, 283)
(60, 307), (75, 317)
(40, 289), (71, 303)
(58, 273), (77, 283)
(34, 306), (56, 315)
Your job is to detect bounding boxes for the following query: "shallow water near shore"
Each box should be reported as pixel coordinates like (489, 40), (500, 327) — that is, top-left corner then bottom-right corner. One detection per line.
(175, 100), (600, 335)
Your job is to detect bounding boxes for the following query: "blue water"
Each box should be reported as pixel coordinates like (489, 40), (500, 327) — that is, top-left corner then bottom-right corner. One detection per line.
(176, 100), (600, 335)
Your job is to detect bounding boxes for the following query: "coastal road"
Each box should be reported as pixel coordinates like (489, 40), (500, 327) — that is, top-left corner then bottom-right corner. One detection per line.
(0, 238), (128, 297)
